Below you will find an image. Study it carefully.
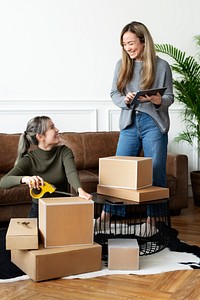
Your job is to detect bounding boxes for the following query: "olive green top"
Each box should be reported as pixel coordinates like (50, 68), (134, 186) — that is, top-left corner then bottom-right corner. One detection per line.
(0, 145), (81, 201)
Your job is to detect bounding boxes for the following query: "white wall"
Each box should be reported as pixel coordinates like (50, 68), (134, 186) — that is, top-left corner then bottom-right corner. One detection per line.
(0, 0), (199, 182)
(0, 0), (199, 101)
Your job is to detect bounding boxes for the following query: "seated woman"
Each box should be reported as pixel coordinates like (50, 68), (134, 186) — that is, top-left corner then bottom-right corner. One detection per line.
(0, 115), (92, 218)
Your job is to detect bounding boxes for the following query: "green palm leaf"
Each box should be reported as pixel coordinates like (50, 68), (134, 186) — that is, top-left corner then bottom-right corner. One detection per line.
(155, 36), (200, 151)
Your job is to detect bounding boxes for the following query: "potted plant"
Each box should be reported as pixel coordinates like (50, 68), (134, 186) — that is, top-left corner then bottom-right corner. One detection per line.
(155, 36), (200, 206)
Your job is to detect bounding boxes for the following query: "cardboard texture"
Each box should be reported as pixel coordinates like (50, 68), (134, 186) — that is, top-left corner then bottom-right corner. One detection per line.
(6, 218), (38, 250)
(108, 239), (139, 270)
(11, 243), (102, 282)
(39, 197), (94, 248)
(97, 185), (169, 202)
(99, 156), (152, 190)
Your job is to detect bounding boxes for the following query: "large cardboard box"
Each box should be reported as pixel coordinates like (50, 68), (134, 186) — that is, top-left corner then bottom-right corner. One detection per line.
(97, 185), (169, 202)
(39, 197), (94, 248)
(11, 243), (102, 282)
(108, 239), (139, 270)
(6, 218), (38, 250)
(99, 156), (152, 190)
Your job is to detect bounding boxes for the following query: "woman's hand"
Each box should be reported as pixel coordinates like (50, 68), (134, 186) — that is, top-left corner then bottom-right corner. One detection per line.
(21, 175), (44, 189)
(78, 187), (93, 200)
(125, 92), (135, 106)
(139, 92), (162, 105)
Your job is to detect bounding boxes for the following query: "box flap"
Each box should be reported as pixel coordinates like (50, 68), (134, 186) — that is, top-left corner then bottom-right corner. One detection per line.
(39, 197), (93, 206)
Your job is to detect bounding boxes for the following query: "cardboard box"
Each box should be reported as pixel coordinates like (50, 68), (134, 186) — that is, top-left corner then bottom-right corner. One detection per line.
(39, 197), (94, 248)
(11, 243), (102, 282)
(97, 185), (169, 202)
(108, 239), (139, 270)
(99, 156), (152, 190)
(6, 218), (38, 250)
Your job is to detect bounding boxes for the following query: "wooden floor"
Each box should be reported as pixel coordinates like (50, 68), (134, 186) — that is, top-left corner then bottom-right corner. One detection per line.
(1, 197), (200, 300)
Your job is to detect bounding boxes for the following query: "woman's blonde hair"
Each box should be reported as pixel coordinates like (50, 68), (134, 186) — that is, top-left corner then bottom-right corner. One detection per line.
(15, 116), (50, 164)
(117, 21), (157, 93)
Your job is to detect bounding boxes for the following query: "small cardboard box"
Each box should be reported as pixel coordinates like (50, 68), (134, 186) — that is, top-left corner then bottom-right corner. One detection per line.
(39, 197), (94, 248)
(108, 239), (139, 270)
(97, 185), (169, 202)
(99, 156), (152, 190)
(11, 243), (102, 282)
(6, 218), (38, 250)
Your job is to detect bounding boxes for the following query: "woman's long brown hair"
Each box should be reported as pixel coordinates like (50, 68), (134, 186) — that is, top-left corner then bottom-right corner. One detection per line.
(117, 21), (157, 94)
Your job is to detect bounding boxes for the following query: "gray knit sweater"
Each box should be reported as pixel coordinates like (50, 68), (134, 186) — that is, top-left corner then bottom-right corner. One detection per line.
(110, 56), (174, 133)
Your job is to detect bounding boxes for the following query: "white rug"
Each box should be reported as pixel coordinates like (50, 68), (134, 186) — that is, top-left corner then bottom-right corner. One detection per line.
(1, 247), (199, 283)
(65, 247), (200, 279)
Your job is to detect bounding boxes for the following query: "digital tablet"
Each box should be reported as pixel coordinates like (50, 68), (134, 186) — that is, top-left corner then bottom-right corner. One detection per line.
(133, 87), (167, 105)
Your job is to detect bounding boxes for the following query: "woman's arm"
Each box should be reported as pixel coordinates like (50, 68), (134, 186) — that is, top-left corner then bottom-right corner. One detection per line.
(0, 157), (33, 189)
(62, 147), (92, 200)
(110, 60), (132, 110)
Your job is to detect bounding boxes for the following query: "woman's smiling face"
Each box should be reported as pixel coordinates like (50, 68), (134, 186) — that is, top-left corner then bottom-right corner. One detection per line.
(44, 120), (60, 145)
(122, 31), (145, 61)
(37, 119), (60, 150)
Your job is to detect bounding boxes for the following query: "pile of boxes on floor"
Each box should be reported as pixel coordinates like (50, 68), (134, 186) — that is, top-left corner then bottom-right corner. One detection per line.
(7, 200), (139, 282)
(6, 197), (101, 282)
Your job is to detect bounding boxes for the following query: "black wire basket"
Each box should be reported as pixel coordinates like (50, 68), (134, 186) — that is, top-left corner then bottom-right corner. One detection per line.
(93, 194), (171, 257)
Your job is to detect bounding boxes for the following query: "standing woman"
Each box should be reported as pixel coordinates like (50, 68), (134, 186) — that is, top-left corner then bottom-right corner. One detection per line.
(0, 116), (92, 218)
(100, 21), (174, 236)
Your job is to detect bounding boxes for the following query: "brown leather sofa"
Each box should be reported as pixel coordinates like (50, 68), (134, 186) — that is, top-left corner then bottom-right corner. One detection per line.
(0, 131), (188, 222)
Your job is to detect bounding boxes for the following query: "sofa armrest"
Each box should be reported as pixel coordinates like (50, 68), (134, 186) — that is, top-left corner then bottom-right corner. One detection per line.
(167, 153), (188, 178)
(166, 152), (188, 211)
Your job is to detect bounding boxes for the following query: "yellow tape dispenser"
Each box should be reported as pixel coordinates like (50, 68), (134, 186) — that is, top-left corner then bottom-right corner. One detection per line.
(30, 181), (76, 199)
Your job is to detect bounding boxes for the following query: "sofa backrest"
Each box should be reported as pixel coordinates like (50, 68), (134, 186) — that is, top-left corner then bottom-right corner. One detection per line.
(0, 133), (20, 173)
(0, 131), (120, 173)
(61, 131), (120, 170)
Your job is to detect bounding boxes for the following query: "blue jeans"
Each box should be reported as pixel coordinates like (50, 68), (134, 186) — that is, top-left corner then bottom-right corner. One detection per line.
(28, 202), (38, 218)
(105, 112), (168, 217)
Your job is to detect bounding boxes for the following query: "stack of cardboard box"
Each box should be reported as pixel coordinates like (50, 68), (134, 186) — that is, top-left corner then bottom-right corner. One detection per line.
(97, 156), (169, 202)
(6, 197), (102, 281)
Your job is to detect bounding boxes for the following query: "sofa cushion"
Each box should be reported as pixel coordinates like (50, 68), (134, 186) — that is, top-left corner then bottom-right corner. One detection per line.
(0, 184), (31, 206)
(78, 169), (99, 194)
